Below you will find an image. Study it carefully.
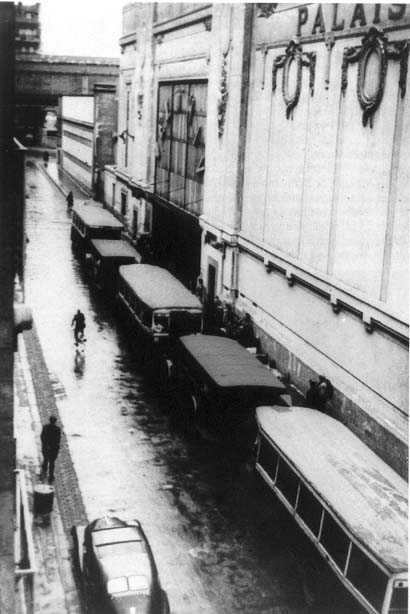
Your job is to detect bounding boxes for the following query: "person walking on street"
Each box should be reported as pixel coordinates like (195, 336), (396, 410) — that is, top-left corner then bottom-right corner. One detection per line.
(72, 309), (86, 343)
(41, 416), (61, 483)
(66, 190), (74, 211)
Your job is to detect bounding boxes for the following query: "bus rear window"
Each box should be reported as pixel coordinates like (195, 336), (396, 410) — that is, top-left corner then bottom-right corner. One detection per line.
(275, 457), (299, 507)
(389, 585), (408, 612)
(346, 543), (388, 612)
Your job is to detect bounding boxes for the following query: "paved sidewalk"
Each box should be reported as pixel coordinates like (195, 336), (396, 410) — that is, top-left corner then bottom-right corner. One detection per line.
(23, 327), (88, 534)
(15, 332), (83, 614)
(36, 158), (90, 200)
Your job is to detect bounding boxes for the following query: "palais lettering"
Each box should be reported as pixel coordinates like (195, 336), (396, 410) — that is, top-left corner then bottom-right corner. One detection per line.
(296, 4), (407, 37)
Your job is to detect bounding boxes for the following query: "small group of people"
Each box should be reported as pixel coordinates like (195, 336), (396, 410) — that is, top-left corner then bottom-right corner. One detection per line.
(305, 376), (334, 414)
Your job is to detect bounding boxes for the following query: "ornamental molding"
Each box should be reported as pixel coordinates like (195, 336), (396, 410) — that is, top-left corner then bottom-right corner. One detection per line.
(217, 39), (231, 138)
(272, 40), (316, 120)
(341, 27), (409, 128)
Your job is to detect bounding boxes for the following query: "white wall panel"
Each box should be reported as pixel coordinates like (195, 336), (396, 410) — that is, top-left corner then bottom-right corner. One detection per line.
(62, 96), (93, 123)
(238, 252), (408, 411)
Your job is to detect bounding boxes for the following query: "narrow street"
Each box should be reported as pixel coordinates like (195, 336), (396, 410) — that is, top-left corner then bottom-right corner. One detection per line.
(23, 159), (360, 614)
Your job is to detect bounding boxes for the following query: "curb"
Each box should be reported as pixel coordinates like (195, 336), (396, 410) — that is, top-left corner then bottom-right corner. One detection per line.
(36, 161), (68, 197)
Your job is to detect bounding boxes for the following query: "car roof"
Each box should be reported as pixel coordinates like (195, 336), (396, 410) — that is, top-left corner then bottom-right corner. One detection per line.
(256, 406), (408, 573)
(90, 519), (154, 583)
(119, 264), (202, 311)
(74, 202), (123, 229)
(179, 334), (286, 393)
(91, 239), (141, 261)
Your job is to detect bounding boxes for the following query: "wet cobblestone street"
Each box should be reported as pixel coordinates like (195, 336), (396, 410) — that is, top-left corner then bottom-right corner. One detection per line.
(22, 159), (361, 614)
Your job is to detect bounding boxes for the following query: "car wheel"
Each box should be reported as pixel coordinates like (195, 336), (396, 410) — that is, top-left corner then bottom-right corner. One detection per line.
(160, 590), (170, 614)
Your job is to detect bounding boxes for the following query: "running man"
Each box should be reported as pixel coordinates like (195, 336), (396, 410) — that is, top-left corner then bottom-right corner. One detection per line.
(71, 309), (86, 343)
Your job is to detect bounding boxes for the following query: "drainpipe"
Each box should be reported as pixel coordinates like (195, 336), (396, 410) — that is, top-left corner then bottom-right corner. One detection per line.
(231, 3), (253, 301)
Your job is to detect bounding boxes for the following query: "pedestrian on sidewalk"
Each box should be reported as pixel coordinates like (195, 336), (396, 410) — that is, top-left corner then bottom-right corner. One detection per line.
(66, 190), (74, 211)
(43, 151), (49, 166)
(41, 416), (61, 483)
(71, 309), (86, 344)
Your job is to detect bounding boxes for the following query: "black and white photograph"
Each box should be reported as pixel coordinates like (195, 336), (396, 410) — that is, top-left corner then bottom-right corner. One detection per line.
(0, 2), (408, 614)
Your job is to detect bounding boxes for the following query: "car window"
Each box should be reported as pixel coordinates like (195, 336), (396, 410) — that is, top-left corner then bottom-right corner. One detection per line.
(93, 527), (142, 546)
(128, 575), (150, 592)
(96, 541), (146, 559)
(107, 577), (128, 594)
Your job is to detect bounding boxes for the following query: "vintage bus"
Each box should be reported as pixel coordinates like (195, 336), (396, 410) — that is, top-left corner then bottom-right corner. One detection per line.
(166, 334), (287, 445)
(255, 406), (408, 614)
(117, 264), (203, 353)
(71, 202), (123, 257)
(88, 239), (141, 293)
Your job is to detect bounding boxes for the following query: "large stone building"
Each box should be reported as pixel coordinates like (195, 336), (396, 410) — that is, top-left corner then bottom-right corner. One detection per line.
(60, 85), (118, 197)
(105, 3), (409, 477)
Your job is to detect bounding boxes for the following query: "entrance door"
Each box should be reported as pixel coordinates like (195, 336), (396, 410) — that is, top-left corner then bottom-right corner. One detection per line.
(207, 262), (217, 305)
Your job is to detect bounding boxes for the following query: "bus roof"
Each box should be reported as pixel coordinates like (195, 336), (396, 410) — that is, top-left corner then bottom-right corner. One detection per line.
(74, 203), (123, 229)
(119, 265), (202, 311)
(256, 406), (408, 574)
(91, 239), (141, 262)
(179, 335), (286, 393)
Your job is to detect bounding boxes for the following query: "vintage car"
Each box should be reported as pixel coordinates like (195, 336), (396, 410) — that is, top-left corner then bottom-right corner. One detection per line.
(117, 264), (203, 348)
(72, 516), (170, 614)
(165, 334), (288, 447)
(71, 201), (124, 258)
(87, 239), (141, 293)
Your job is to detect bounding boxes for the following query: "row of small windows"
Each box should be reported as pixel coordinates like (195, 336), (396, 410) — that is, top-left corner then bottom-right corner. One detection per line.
(257, 436), (389, 613)
(119, 281), (152, 327)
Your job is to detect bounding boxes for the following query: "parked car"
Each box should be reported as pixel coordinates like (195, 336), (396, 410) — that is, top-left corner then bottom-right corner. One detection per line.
(165, 334), (288, 448)
(71, 202), (123, 258)
(117, 265), (203, 371)
(87, 239), (141, 294)
(72, 516), (170, 614)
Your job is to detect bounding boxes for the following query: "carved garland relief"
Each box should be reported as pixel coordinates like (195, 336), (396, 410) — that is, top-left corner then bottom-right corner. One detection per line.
(271, 40), (316, 120)
(341, 27), (409, 128)
(267, 28), (408, 126)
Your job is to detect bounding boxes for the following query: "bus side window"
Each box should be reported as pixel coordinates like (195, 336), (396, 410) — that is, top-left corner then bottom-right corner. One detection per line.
(320, 511), (350, 571)
(258, 436), (278, 483)
(275, 457), (299, 508)
(296, 483), (323, 538)
(141, 309), (152, 327)
(346, 544), (389, 612)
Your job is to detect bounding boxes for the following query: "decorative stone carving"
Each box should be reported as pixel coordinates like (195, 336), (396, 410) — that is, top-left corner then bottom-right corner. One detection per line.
(272, 40), (316, 120)
(257, 4), (277, 19)
(341, 27), (409, 128)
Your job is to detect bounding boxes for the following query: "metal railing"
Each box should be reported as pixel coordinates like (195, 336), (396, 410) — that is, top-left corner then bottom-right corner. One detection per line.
(14, 469), (36, 614)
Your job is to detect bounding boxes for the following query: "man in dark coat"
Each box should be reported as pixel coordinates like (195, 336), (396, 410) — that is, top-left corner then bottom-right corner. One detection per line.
(71, 309), (86, 343)
(41, 416), (61, 483)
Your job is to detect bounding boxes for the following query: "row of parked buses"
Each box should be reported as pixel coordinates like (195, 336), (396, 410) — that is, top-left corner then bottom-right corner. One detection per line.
(70, 202), (408, 614)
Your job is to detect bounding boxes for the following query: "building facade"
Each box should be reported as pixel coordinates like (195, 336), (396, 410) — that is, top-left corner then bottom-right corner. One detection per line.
(0, 4), (30, 613)
(60, 85), (118, 196)
(15, 2), (41, 55)
(104, 3), (211, 285)
(105, 2), (409, 477)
